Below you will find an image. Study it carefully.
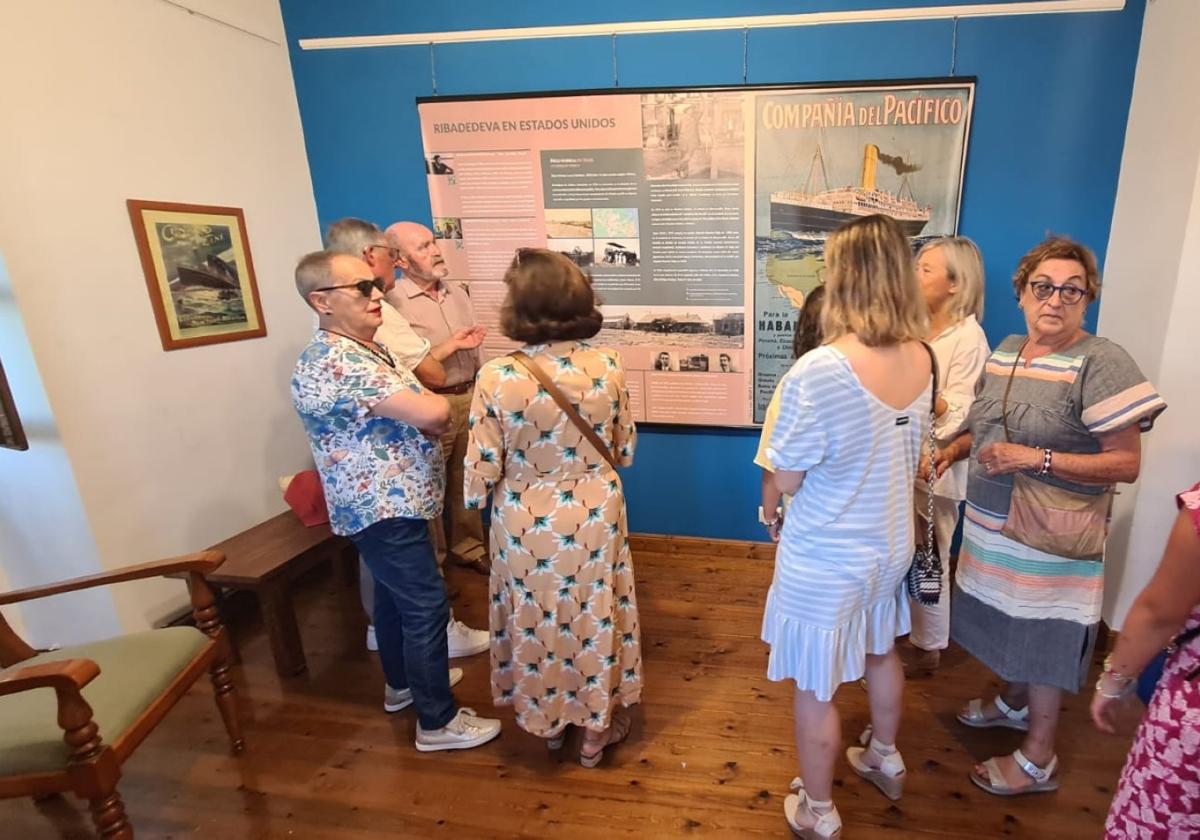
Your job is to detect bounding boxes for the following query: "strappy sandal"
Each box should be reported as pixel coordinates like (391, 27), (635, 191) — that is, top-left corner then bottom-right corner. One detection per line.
(957, 696), (1030, 731)
(784, 778), (842, 839)
(546, 725), (570, 751)
(970, 749), (1059, 796)
(579, 711), (631, 768)
(846, 732), (907, 801)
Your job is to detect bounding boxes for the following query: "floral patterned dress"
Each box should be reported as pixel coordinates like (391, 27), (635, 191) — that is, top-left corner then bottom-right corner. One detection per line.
(464, 340), (642, 738)
(1105, 482), (1200, 839)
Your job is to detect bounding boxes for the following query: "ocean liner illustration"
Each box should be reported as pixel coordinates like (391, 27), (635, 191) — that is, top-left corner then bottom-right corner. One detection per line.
(770, 143), (931, 236)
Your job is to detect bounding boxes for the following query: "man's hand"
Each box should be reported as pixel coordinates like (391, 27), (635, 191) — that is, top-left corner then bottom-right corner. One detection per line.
(451, 326), (487, 352)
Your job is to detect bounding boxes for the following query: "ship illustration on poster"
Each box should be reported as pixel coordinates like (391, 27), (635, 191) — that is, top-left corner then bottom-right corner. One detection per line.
(770, 143), (931, 237)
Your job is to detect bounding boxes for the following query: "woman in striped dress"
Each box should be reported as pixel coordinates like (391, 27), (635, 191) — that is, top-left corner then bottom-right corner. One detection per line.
(943, 237), (1165, 795)
(763, 214), (933, 838)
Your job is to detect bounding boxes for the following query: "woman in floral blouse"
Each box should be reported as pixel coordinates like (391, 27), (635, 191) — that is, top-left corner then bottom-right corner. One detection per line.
(1093, 482), (1200, 838)
(464, 248), (642, 767)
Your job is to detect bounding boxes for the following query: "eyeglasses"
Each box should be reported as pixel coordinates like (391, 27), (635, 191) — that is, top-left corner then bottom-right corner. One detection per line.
(1028, 280), (1086, 305)
(313, 277), (385, 298)
(367, 244), (402, 261)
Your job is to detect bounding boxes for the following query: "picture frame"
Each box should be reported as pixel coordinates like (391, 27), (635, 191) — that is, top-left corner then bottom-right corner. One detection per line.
(0, 358), (29, 451)
(127, 199), (267, 351)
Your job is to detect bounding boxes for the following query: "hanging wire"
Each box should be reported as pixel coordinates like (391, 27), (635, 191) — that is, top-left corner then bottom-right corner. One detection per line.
(742, 27), (749, 85)
(612, 33), (619, 87)
(950, 17), (960, 76)
(429, 42), (438, 95)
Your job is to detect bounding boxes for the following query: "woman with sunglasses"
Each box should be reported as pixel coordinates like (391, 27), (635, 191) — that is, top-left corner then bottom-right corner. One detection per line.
(939, 237), (1165, 796)
(290, 250), (503, 753)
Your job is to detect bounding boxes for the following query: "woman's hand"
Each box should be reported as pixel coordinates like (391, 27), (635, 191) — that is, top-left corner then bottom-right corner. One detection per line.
(918, 446), (957, 483)
(977, 442), (1039, 477)
(1090, 687), (1135, 735)
(766, 517), (783, 544)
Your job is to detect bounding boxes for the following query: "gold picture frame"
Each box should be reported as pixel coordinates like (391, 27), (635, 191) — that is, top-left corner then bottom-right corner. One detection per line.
(127, 199), (267, 351)
(0, 358), (29, 451)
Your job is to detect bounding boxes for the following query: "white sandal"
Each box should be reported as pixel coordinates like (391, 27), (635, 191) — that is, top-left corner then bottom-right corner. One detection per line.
(846, 736), (906, 801)
(970, 749), (1059, 796)
(957, 696), (1030, 732)
(784, 779), (842, 839)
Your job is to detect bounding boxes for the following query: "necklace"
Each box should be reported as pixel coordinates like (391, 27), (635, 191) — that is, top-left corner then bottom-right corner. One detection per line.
(324, 329), (395, 369)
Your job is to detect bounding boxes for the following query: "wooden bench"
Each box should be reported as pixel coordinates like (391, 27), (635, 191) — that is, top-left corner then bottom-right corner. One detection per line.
(173, 512), (351, 677)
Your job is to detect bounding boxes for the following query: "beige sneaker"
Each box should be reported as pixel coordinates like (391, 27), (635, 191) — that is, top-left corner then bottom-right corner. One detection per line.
(415, 707), (501, 752)
(384, 668), (463, 713)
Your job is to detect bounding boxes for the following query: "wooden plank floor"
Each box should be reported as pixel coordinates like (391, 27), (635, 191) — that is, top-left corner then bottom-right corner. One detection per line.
(2, 536), (1138, 838)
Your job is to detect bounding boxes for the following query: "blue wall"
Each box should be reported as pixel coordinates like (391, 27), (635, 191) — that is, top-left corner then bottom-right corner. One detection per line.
(280, 0), (1145, 541)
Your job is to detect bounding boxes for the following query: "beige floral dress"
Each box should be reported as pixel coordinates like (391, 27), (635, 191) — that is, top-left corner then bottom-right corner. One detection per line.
(464, 340), (642, 737)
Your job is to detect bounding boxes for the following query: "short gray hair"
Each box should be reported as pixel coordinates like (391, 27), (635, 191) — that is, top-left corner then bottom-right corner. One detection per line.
(324, 218), (384, 257)
(917, 236), (986, 322)
(295, 250), (338, 302)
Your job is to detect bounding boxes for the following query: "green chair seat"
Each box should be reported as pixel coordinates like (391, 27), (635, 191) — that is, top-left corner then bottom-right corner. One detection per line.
(0, 627), (209, 776)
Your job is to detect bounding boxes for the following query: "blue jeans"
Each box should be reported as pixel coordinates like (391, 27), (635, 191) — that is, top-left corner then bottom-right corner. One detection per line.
(350, 517), (455, 730)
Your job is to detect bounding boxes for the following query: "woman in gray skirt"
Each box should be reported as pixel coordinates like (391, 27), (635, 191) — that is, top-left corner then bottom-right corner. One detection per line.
(939, 236), (1165, 796)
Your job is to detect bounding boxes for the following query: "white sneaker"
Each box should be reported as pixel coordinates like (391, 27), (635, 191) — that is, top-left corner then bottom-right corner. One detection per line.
(447, 618), (489, 658)
(366, 625), (378, 652)
(384, 668), (464, 713)
(415, 707), (501, 752)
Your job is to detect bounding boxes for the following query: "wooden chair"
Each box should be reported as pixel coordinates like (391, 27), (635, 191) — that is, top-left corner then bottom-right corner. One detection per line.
(0, 550), (243, 838)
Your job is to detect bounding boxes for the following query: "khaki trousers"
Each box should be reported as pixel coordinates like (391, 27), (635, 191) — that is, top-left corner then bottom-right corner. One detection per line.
(431, 389), (486, 566)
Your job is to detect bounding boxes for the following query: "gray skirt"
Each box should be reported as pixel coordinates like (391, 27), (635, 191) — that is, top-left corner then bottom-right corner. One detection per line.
(950, 586), (1099, 693)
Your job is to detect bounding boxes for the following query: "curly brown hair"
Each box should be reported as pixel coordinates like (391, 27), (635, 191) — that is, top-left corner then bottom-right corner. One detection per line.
(500, 248), (603, 344)
(1011, 236), (1101, 302)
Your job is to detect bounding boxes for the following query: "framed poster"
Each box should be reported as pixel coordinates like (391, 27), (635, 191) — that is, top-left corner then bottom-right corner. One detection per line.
(127, 200), (267, 351)
(415, 79), (974, 427)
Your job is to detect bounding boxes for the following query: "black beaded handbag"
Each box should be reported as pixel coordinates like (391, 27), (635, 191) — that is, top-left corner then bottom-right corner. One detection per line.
(907, 342), (943, 607)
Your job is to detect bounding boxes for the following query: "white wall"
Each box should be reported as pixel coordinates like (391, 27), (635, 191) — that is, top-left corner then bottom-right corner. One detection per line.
(1099, 0), (1200, 626)
(0, 0), (321, 641)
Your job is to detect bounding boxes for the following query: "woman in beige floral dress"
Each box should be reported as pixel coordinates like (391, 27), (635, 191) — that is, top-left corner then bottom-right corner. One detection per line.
(464, 249), (642, 766)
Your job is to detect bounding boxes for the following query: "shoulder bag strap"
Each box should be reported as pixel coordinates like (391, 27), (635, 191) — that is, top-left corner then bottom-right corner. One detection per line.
(511, 351), (619, 471)
(920, 340), (940, 421)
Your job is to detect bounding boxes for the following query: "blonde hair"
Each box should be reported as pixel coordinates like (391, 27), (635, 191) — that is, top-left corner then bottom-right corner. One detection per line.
(820, 214), (928, 346)
(917, 236), (986, 322)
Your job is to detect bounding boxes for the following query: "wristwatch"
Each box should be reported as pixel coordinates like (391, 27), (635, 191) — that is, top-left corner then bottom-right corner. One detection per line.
(758, 505), (783, 526)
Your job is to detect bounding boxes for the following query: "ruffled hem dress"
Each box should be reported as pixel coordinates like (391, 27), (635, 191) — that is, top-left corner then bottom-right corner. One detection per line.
(762, 346), (929, 702)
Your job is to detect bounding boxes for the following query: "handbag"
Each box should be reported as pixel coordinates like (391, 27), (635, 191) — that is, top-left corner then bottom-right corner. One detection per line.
(907, 342), (943, 606)
(510, 351), (619, 470)
(998, 339), (1111, 561)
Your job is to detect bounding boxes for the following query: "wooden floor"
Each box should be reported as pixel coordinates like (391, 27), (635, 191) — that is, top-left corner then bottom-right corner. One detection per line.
(3, 536), (1139, 839)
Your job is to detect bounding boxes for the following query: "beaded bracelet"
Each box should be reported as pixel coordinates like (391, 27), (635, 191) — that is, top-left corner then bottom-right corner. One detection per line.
(1037, 448), (1053, 476)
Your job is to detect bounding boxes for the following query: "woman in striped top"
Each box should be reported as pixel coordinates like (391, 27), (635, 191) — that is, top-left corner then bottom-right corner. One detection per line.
(764, 214), (933, 838)
(943, 237), (1166, 796)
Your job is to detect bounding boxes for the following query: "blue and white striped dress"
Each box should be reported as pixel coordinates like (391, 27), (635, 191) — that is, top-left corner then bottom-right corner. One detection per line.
(762, 346), (930, 701)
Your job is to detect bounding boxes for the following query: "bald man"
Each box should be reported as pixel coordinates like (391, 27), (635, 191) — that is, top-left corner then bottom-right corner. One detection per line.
(387, 221), (489, 575)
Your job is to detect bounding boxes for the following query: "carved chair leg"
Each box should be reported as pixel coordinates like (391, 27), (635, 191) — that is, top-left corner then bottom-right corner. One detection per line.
(59, 686), (132, 838)
(189, 572), (245, 753)
(210, 652), (245, 753)
(89, 789), (133, 839)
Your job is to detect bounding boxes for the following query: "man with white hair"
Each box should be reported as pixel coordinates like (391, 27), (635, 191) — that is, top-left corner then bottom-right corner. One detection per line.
(324, 219), (488, 659)
(387, 221), (489, 577)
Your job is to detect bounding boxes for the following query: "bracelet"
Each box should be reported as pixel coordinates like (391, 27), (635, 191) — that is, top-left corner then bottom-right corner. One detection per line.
(1094, 675), (1135, 699)
(1037, 448), (1053, 476)
(1102, 654), (1135, 684)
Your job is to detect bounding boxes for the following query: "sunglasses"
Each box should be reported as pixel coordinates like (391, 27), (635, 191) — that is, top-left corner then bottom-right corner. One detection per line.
(1028, 280), (1086, 305)
(314, 277), (386, 298)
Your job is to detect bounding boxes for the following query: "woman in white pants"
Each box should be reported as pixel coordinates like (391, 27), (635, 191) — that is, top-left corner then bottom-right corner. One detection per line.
(907, 237), (989, 672)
